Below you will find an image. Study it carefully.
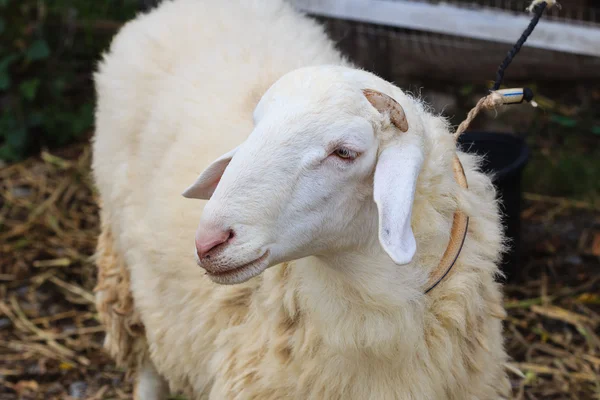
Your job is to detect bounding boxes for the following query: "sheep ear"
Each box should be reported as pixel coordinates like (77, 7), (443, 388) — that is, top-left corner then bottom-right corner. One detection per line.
(182, 146), (239, 199)
(373, 143), (424, 265)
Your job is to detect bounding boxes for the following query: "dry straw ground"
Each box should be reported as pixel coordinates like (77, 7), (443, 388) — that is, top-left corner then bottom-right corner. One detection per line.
(1, 144), (599, 399)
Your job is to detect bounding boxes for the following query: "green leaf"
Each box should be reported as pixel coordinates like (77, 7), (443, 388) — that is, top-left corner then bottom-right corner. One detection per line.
(459, 84), (474, 96)
(0, 73), (9, 90)
(71, 103), (94, 136)
(26, 40), (51, 62)
(0, 55), (19, 91)
(28, 111), (44, 127)
(0, 119), (27, 161)
(0, 54), (19, 71)
(550, 114), (577, 128)
(19, 79), (40, 101)
(5, 125), (27, 148)
(51, 78), (67, 95)
(0, 143), (23, 162)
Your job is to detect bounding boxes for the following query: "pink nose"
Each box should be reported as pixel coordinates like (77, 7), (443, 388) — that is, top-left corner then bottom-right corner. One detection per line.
(195, 228), (233, 259)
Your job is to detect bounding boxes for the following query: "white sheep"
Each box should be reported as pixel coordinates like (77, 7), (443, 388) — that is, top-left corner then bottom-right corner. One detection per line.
(92, 0), (511, 399)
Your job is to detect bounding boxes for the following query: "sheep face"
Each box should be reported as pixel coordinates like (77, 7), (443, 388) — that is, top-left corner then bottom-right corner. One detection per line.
(183, 66), (425, 285)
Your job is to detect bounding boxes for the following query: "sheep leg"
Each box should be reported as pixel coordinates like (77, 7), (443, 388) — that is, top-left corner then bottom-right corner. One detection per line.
(134, 357), (170, 400)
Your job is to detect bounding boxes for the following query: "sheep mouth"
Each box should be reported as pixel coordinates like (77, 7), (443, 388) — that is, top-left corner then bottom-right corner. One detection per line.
(205, 251), (270, 285)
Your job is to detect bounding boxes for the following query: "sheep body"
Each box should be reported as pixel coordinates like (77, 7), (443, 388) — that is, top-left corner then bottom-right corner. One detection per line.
(92, 0), (511, 399)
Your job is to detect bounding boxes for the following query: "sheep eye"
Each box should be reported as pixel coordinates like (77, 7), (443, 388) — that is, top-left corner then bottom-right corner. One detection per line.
(333, 148), (358, 160)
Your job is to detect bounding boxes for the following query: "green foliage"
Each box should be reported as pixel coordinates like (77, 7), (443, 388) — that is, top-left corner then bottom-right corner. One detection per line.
(523, 124), (600, 201)
(0, 0), (140, 162)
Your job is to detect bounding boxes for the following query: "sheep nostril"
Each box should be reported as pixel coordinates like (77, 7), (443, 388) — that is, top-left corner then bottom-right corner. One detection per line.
(195, 228), (234, 259)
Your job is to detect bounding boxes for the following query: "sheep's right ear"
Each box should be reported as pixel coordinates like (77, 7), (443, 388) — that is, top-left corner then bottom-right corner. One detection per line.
(182, 146), (239, 200)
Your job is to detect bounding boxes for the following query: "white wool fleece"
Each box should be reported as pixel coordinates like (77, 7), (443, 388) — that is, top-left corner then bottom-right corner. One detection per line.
(92, 0), (511, 399)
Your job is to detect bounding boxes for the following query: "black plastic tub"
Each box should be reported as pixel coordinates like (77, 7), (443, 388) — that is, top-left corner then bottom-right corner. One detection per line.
(457, 132), (530, 280)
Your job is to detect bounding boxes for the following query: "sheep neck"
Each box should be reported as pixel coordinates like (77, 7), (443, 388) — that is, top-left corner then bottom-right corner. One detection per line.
(274, 250), (428, 358)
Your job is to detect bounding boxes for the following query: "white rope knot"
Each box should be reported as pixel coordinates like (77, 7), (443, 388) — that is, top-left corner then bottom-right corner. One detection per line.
(526, 0), (560, 12)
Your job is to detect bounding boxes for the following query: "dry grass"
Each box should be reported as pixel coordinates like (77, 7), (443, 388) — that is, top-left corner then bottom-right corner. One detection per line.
(1, 143), (599, 399)
(0, 145), (132, 399)
(504, 196), (600, 399)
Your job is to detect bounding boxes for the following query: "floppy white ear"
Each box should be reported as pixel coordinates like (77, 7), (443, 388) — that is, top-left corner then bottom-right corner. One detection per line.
(373, 143), (424, 265)
(182, 146), (239, 199)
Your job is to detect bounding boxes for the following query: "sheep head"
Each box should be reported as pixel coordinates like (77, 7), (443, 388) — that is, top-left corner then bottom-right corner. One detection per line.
(182, 66), (432, 285)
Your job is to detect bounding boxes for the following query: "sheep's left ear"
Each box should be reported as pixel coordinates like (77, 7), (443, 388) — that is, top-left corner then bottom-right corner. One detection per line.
(364, 88), (420, 264)
(373, 142), (424, 265)
(182, 146), (239, 199)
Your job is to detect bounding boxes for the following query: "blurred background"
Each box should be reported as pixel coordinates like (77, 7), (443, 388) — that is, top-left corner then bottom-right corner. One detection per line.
(0, 0), (599, 399)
